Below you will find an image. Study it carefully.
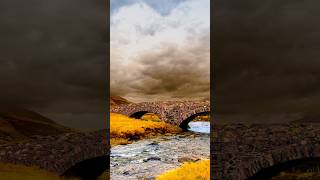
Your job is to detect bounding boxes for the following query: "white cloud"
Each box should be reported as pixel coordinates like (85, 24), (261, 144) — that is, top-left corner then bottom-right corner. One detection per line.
(111, 0), (210, 102)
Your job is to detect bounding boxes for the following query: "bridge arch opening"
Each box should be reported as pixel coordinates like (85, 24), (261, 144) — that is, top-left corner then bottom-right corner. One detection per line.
(179, 111), (210, 131)
(62, 155), (109, 180)
(129, 111), (161, 122)
(129, 111), (150, 119)
(247, 157), (320, 180)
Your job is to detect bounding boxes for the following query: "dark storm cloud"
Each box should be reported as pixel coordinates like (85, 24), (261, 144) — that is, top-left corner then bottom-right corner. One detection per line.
(0, 0), (107, 129)
(110, 30), (210, 102)
(214, 0), (320, 123)
(132, 41), (209, 98)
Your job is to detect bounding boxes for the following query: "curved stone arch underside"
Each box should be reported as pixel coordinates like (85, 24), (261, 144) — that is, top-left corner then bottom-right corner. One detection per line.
(111, 100), (210, 129)
(238, 144), (320, 180)
(63, 155), (109, 179)
(129, 111), (153, 119)
(179, 111), (210, 129)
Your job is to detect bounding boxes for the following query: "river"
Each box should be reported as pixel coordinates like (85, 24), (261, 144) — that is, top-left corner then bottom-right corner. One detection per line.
(110, 121), (210, 180)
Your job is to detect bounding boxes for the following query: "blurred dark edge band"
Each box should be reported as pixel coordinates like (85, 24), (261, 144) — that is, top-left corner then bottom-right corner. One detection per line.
(106, 0), (111, 179)
(210, 0), (217, 179)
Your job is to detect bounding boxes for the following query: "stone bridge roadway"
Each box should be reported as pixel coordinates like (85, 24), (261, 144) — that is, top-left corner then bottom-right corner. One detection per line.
(212, 123), (320, 180)
(0, 130), (108, 178)
(111, 100), (210, 129)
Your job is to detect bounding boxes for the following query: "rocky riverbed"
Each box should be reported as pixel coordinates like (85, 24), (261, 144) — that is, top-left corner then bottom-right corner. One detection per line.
(110, 122), (210, 180)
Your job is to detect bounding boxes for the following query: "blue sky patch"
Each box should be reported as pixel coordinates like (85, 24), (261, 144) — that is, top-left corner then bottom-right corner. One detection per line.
(111, 0), (186, 16)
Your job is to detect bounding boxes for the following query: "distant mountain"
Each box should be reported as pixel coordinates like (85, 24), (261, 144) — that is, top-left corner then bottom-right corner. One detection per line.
(110, 96), (132, 106)
(0, 106), (73, 143)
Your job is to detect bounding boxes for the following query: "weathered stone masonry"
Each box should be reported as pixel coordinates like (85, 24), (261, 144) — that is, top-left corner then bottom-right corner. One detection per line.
(111, 100), (210, 128)
(211, 123), (320, 180)
(0, 130), (108, 175)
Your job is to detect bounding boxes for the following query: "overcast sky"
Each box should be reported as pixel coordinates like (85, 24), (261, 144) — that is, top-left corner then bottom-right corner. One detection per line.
(214, 0), (320, 123)
(110, 0), (210, 102)
(0, 0), (107, 129)
(6, 0), (319, 128)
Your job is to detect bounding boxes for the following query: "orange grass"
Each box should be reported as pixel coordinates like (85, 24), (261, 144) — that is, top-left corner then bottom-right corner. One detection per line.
(193, 115), (210, 122)
(0, 163), (78, 180)
(156, 160), (210, 180)
(110, 113), (181, 146)
(273, 172), (320, 179)
(273, 166), (320, 179)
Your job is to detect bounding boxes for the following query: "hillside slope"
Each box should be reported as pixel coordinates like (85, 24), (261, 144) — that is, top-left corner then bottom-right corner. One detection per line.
(0, 106), (73, 143)
(110, 96), (132, 106)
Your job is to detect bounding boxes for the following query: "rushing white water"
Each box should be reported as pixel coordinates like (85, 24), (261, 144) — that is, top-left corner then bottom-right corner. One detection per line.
(188, 121), (210, 133)
(110, 121), (210, 179)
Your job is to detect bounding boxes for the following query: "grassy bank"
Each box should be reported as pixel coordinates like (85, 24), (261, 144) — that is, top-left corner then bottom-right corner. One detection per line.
(0, 163), (110, 180)
(0, 163), (77, 180)
(273, 172), (320, 179)
(193, 115), (210, 122)
(156, 160), (210, 180)
(273, 166), (320, 179)
(110, 113), (181, 146)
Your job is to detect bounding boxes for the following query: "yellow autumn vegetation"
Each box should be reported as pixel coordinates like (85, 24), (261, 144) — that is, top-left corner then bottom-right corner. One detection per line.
(273, 166), (320, 180)
(110, 113), (181, 146)
(193, 115), (210, 122)
(97, 171), (109, 180)
(273, 172), (320, 179)
(157, 160), (210, 180)
(0, 163), (78, 180)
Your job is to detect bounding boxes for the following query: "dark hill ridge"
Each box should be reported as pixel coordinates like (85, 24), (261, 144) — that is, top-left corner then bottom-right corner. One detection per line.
(0, 106), (56, 124)
(110, 96), (132, 107)
(295, 115), (320, 123)
(0, 106), (73, 144)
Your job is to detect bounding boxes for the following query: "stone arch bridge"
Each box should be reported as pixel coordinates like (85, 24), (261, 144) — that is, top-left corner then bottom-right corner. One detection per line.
(212, 123), (320, 180)
(0, 130), (108, 179)
(112, 101), (320, 179)
(111, 100), (210, 129)
(1, 101), (319, 180)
